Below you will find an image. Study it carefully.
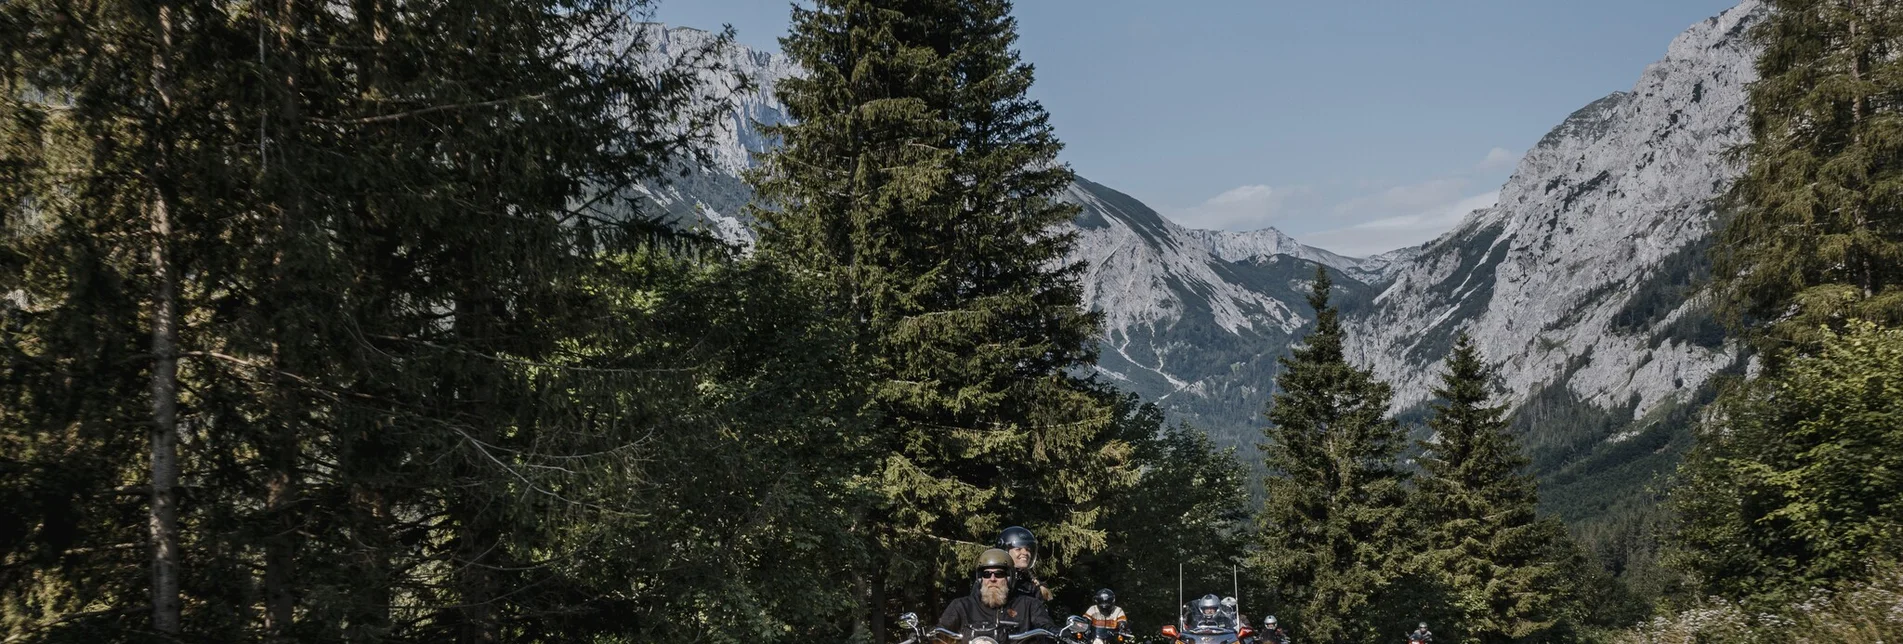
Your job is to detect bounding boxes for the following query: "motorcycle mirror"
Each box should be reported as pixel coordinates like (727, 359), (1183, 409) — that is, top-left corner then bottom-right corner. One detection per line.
(1239, 627), (1255, 638)
(1067, 615), (1089, 629)
(1160, 625), (1178, 638)
(899, 612), (919, 631)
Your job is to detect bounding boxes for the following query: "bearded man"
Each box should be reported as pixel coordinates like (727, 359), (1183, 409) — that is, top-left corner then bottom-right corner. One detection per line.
(937, 548), (1056, 638)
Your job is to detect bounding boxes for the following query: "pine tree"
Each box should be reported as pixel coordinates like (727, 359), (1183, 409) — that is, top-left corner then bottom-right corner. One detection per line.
(4, 1), (763, 640)
(1252, 266), (1412, 644)
(1715, 0), (1903, 353)
(1416, 333), (1576, 643)
(750, 0), (1129, 638)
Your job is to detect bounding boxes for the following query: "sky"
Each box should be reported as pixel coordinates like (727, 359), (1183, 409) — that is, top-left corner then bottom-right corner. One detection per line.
(654, 0), (1744, 256)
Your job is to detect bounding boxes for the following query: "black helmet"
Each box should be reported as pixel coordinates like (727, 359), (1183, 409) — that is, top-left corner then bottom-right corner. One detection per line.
(1094, 588), (1115, 611)
(996, 526), (1037, 568)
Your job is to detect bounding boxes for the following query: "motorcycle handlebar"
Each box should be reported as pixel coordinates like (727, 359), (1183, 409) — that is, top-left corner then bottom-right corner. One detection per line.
(1007, 628), (1059, 641)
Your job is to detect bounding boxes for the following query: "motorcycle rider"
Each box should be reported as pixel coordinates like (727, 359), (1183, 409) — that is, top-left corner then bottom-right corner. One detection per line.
(1188, 594), (1233, 630)
(1222, 595), (1248, 629)
(1257, 615), (1290, 644)
(1083, 588), (1131, 639)
(1408, 622), (1434, 643)
(937, 548), (1057, 638)
(997, 526), (1053, 601)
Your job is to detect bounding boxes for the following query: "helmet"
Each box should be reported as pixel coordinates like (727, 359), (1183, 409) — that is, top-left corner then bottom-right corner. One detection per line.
(1264, 615), (1278, 628)
(1196, 594), (1221, 616)
(1419, 622), (1429, 630)
(974, 548), (1013, 575)
(996, 526), (1038, 568)
(1222, 596), (1237, 610)
(1094, 588), (1116, 611)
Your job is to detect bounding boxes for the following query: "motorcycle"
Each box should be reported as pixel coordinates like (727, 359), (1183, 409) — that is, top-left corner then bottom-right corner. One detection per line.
(1057, 622), (1132, 644)
(895, 611), (1091, 644)
(1160, 622), (1256, 644)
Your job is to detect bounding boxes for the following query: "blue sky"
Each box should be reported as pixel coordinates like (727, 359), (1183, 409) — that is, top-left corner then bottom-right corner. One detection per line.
(653, 0), (1743, 256)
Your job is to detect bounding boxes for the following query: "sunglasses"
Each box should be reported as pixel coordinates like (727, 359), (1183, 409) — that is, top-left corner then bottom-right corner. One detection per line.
(978, 570), (1010, 580)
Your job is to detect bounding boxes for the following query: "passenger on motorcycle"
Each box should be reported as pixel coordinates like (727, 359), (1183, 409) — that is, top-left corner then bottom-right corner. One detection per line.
(997, 526), (1053, 601)
(1084, 588), (1131, 638)
(937, 548), (1057, 639)
(1257, 615), (1290, 644)
(1222, 595), (1247, 629)
(1408, 622), (1434, 643)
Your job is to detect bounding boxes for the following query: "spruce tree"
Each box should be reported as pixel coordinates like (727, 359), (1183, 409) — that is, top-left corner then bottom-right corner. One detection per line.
(1252, 266), (1412, 644)
(1675, 0), (1903, 611)
(1416, 333), (1575, 643)
(750, 0), (1128, 637)
(1715, 0), (1903, 353)
(3, 1), (773, 640)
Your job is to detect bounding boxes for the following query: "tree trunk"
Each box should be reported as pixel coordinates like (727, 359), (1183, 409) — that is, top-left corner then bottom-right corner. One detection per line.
(263, 429), (296, 639)
(264, 1), (303, 636)
(147, 2), (183, 636)
(148, 190), (182, 637)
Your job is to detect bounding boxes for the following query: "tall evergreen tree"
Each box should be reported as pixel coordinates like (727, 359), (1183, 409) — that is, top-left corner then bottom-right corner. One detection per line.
(3, 1), (792, 641)
(1252, 266), (1413, 644)
(1416, 333), (1577, 643)
(1715, 0), (1903, 353)
(749, 0), (1129, 638)
(1674, 0), (1903, 612)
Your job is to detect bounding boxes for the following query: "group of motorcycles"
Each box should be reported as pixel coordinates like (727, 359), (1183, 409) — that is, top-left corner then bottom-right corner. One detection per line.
(892, 613), (1138, 644)
(893, 606), (1260, 644)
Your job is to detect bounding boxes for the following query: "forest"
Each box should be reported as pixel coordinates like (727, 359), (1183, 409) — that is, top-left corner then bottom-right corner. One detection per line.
(2, 0), (1899, 642)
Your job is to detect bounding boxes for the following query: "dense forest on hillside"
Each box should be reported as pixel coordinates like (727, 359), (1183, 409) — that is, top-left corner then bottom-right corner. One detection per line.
(3, 0), (1900, 643)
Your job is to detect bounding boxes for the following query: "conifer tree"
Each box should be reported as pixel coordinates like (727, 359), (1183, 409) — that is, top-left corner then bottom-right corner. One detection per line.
(1416, 333), (1576, 643)
(1252, 266), (1412, 644)
(1675, 0), (1903, 611)
(3, 1), (766, 640)
(750, 0), (1128, 637)
(1715, 0), (1903, 353)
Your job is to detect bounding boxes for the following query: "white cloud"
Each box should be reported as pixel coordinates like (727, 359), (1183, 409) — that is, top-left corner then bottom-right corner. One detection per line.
(1477, 147), (1521, 172)
(1301, 191), (1500, 257)
(1163, 184), (1306, 231)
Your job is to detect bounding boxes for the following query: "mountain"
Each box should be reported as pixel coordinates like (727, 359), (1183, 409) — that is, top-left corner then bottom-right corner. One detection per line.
(1065, 178), (1380, 450)
(1347, 0), (1765, 523)
(643, 0), (1768, 527)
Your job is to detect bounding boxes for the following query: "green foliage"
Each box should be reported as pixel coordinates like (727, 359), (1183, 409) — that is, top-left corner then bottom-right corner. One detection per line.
(1415, 334), (1587, 643)
(748, 0), (1134, 637)
(1065, 402), (1255, 632)
(1251, 267), (1415, 644)
(0, 1), (825, 641)
(1714, 0), (1903, 352)
(1671, 321), (1903, 606)
(1614, 564), (1903, 644)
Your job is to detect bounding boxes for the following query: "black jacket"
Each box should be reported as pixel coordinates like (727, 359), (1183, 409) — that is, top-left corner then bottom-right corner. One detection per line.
(937, 592), (1056, 639)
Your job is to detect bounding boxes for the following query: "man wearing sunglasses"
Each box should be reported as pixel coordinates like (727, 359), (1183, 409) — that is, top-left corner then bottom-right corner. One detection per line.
(937, 548), (1056, 638)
